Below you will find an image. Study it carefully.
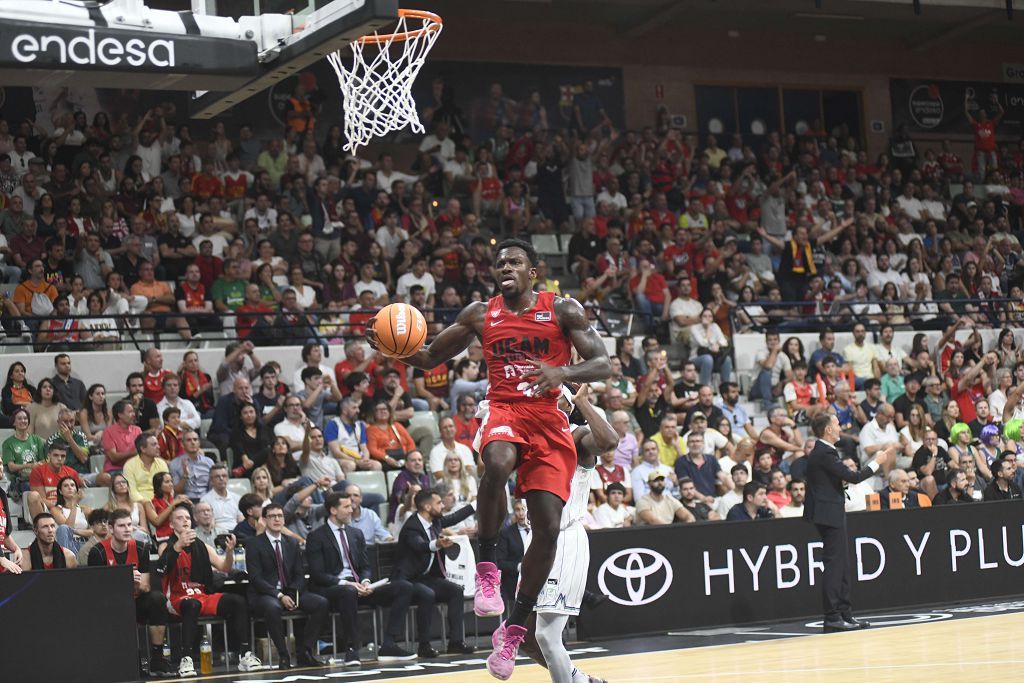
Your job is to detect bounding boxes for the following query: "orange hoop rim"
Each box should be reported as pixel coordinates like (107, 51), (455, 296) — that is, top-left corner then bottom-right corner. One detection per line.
(356, 8), (443, 45)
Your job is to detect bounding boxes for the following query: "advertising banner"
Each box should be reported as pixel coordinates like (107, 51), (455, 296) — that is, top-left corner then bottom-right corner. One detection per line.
(581, 501), (1024, 639)
(890, 77), (1024, 137)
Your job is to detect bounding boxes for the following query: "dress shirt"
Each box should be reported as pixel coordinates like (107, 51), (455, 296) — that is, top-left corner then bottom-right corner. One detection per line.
(327, 520), (357, 582)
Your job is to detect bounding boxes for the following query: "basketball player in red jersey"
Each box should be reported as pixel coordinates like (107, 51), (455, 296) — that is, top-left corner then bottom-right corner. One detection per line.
(368, 239), (610, 677)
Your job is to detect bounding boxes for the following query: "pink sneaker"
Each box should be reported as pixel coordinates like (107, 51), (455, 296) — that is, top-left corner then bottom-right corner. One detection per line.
(487, 623), (527, 680)
(491, 620), (507, 650)
(474, 562), (504, 617)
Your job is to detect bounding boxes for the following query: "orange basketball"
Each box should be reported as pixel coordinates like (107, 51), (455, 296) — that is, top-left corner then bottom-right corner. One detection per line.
(373, 303), (428, 358)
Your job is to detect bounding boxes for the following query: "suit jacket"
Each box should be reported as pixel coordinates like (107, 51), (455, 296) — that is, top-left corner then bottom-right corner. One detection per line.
(305, 523), (372, 590)
(496, 523), (526, 599)
(878, 486), (921, 510)
(803, 440), (875, 528)
(245, 532), (307, 599)
(392, 505), (475, 581)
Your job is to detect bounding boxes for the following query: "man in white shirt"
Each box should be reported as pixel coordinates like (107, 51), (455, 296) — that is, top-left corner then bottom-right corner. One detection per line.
(429, 416), (476, 479)
(596, 177), (628, 211)
(200, 464), (242, 530)
(668, 277), (703, 345)
(777, 479), (806, 518)
(920, 184), (947, 222)
(895, 183), (924, 221)
(858, 403), (900, 472)
(156, 375), (202, 430)
(374, 210), (409, 261)
(866, 254), (903, 298)
(9, 136), (33, 179)
(395, 257), (435, 303)
(418, 121), (456, 163)
(715, 463), (748, 518)
(376, 153), (420, 193)
(872, 325), (908, 375)
(12, 173), (41, 215)
(631, 440), (677, 498)
(292, 343), (334, 393)
(592, 482), (635, 528)
(243, 194), (278, 232)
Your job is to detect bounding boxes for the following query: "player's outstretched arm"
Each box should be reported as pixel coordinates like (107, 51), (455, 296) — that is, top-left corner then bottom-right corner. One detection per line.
(368, 302), (486, 371)
(573, 385), (619, 469)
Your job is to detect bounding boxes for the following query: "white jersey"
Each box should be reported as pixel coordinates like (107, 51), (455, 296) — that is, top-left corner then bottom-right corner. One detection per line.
(560, 465), (592, 531)
(536, 465), (592, 616)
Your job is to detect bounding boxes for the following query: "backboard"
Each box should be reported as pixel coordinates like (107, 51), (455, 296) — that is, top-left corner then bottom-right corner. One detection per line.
(0, 0), (398, 118)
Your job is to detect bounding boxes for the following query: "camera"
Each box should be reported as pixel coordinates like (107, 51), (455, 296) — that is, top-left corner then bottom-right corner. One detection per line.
(214, 534), (231, 552)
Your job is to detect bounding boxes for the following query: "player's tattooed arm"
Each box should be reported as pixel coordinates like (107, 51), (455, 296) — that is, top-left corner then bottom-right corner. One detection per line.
(525, 297), (611, 395)
(395, 301), (486, 370)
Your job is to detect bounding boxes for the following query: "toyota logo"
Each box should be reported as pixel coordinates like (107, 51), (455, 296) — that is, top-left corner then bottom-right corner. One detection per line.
(597, 548), (673, 606)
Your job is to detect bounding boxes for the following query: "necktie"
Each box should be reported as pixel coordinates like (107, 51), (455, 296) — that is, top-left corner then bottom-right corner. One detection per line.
(273, 539), (288, 589)
(429, 525), (447, 578)
(338, 527), (360, 582)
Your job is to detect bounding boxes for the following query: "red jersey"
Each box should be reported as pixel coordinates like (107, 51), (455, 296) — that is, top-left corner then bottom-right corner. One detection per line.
(972, 120), (997, 152)
(482, 291), (572, 405)
(144, 369), (174, 403)
(453, 414), (480, 452)
(162, 543), (223, 616)
(222, 172), (250, 201)
(29, 464), (81, 506)
(951, 379), (986, 423)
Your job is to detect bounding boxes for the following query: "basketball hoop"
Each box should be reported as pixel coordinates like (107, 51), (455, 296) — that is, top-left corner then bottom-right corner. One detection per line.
(326, 8), (443, 153)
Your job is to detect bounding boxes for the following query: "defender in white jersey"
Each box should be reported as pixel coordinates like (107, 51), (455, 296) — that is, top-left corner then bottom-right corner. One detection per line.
(490, 385), (618, 683)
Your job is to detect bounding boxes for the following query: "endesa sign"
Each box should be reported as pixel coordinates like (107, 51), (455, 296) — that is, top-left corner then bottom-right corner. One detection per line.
(0, 21), (256, 76)
(580, 501), (1024, 639)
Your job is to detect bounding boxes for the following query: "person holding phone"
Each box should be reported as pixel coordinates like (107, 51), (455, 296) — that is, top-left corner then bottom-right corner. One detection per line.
(159, 504), (263, 676)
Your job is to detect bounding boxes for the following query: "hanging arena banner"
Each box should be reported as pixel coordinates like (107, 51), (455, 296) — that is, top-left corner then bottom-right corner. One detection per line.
(890, 77), (1024, 137)
(580, 500), (1024, 639)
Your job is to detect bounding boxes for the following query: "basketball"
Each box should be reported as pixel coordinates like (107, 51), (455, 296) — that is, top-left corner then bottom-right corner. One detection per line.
(373, 303), (428, 358)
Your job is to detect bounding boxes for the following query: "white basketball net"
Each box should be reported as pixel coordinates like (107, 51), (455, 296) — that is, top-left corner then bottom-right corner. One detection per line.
(327, 10), (443, 153)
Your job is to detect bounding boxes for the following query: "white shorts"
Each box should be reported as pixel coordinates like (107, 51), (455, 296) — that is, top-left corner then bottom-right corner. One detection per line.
(535, 521), (589, 616)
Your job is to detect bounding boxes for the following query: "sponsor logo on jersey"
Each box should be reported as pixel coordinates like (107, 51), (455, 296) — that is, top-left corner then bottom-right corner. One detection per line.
(489, 426), (514, 437)
(535, 311), (552, 321)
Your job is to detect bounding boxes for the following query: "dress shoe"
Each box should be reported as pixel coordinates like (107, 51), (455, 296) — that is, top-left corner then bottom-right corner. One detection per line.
(843, 617), (870, 629)
(417, 643), (440, 658)
(343, 648), (362, 667)
(277, 655), (293, 670)
(297, 649), (327, 667)
(822, 619), (860, 633)
(447, 640), (475, 655)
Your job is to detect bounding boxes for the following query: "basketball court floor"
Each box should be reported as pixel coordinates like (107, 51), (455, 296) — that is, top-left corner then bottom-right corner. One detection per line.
(158, 598), (1024, 682)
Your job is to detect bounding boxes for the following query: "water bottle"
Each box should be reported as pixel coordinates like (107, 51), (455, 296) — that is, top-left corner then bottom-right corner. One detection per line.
(200, 636), (213, 674)
(233, 547), (247, 573)
(162, 635), (171, 662)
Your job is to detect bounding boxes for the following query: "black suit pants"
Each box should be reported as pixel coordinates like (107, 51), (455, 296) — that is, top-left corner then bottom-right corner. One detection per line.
(411, 576), (465, 644)
(816, 520), (852, 621)
(315, 579), (415, 648)
(251, 591), (328, 656)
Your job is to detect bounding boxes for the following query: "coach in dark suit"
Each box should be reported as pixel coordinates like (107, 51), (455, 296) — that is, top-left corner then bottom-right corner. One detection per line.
(306, 492), (418, 664)
(393, 488), (476, 658)
(804, 413), (892, 633)
(496, 500), (529, 606)
(245, 503), (329, 668)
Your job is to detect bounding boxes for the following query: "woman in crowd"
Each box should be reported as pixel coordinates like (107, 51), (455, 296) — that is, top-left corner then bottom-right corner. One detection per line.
(27, 377), (61, 442)
(2, 362), (36, 421)
(50, 475), (92, 552)
(365, 240), (393, 292)
(934, 399), (961, 444)
(105, 473), (149, 543)
(2, 408), (44, 488)
(79, 293), (121, 349)
(691, 307), (734, 385)
(265, 436), (302, 496)
(947, 422), (988, 482)
(230, 402), (271, 477)
(440, 452), (478, 505)
(34, 193), (57, 235)
(366, 401), (416, 470)
(995, 329), (1021, 370)
(78, 383), (110, 447)
(250, 465), (275, 507)
(179, 351), (215, 417)
(899, 404), (928, 469)
(782, 336), (806, 367)
(145, 471), (189, 548)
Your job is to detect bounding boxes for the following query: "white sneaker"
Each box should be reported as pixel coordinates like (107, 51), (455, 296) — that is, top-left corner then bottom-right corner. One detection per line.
(178, 656), (197, 677)
(238, 651), (264, 672)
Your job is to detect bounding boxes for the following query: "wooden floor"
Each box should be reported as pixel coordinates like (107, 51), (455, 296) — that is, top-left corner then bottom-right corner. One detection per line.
(390, 612), (1024, 683)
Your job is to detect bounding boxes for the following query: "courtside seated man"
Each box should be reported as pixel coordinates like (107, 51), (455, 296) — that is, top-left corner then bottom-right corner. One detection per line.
(804, 412), (897, 633)
(368, 238), (610, 678)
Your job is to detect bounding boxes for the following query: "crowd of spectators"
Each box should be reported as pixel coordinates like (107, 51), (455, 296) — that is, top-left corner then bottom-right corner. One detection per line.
(2, 75), (1024, 674)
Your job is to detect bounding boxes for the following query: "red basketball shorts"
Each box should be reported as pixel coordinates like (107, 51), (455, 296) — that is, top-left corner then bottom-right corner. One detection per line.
(475, 400), (576, 502)
(169, 591), (223, 617)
